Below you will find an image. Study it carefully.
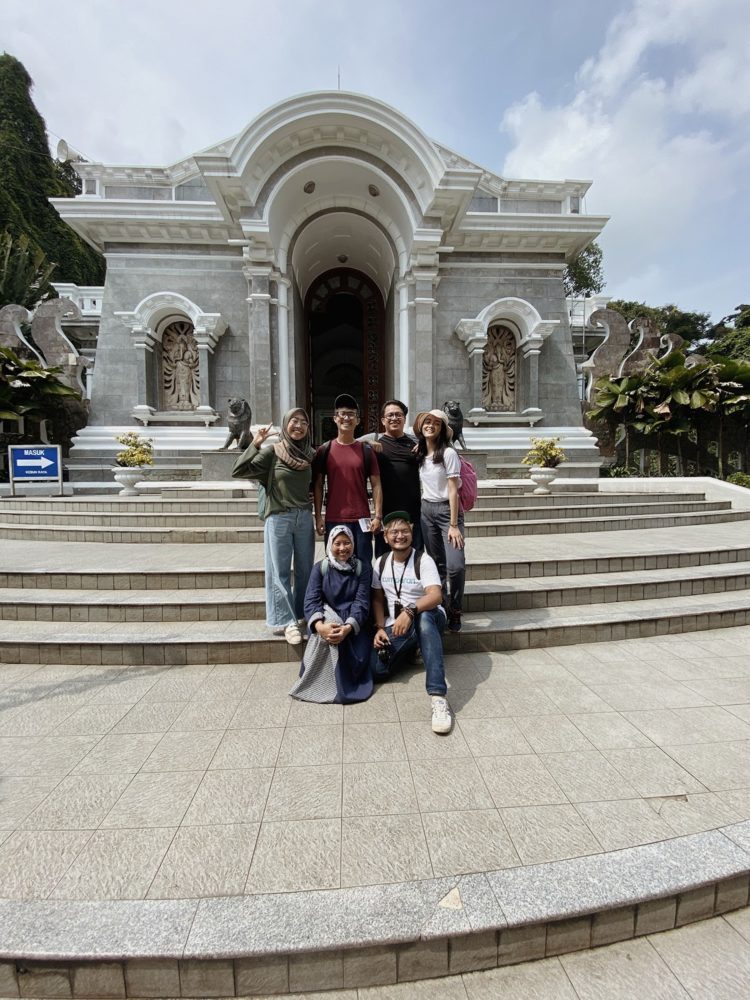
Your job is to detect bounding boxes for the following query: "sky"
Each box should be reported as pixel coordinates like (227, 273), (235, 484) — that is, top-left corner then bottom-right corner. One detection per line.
(3, 0), (748, 322)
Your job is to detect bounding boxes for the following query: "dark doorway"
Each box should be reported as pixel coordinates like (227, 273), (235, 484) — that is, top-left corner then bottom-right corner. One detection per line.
(305, 269), (384, 441)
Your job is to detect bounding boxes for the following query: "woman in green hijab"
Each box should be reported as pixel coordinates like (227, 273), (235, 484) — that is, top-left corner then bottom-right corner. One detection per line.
(233, 407), (316, 645)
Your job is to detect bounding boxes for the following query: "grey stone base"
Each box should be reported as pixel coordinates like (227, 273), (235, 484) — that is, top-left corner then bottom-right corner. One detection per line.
(0, 827), (748, 997)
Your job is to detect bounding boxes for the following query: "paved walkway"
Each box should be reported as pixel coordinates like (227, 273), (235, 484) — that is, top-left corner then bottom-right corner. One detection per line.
(265, 909), (750, 998)
(1, 622), (749, 901)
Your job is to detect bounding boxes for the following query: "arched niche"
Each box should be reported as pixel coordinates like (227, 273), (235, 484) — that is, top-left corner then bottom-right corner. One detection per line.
(455, 297), (559, 423)
(114, 292), (227, 426)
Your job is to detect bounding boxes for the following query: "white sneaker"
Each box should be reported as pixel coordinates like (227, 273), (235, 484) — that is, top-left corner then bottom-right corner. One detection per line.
(431, 696), (452, 735)
(284, 623), (303, 645)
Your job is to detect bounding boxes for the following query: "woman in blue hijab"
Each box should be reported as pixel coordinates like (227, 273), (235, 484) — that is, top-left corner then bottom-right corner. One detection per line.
(291, 525), (373, 703)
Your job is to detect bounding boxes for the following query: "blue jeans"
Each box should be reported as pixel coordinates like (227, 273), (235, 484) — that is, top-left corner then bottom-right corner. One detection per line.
(324, 519), (373, 565)
(264, 507), (315, 627)
(421, 500), (465, 612)
(370, 608), (447, 696)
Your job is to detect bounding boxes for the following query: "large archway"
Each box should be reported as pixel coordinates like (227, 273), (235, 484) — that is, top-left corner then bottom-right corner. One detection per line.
(305, 268), (384, 440)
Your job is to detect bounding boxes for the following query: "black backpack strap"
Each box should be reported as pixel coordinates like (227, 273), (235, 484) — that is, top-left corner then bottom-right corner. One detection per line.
(414, 550), (422, 580)
(377, 552), (389, 577)
(361, 441), (371, 493)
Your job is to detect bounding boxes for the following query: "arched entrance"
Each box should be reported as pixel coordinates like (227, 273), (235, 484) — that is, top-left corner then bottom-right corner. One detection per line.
(305, 268), (384, 440)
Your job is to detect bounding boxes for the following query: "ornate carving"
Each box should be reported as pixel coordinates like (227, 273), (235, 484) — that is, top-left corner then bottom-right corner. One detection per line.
(482, 325), (516, 411)
(581, 308), (632, 401)
(619, 316), (662, 375)
(0, 304), (39, 361)
(162, 320), (199, 410)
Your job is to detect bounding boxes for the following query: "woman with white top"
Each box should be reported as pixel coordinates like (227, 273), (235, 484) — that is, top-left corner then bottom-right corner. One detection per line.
(413, 408), (465, 632)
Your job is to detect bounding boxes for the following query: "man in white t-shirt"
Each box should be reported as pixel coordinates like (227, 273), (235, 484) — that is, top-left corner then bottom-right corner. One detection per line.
(370, 511), (452, 734)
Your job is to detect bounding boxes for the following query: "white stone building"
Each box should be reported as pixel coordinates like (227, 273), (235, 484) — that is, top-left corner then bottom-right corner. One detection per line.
(54, 91), (608, 479)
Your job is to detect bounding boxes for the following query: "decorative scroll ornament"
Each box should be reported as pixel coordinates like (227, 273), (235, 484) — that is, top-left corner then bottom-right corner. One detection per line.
(162, 321), (199, 410)
(482, 324), (516, 411)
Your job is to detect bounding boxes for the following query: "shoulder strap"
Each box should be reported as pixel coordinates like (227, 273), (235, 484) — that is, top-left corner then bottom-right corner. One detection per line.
(377, 550), (421, 580)
(361, 442), (371, 492)
(320, 439), (332, 473)
(320, 557), (329, 577)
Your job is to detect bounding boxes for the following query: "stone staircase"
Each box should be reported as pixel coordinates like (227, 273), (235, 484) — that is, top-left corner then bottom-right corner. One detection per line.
(1, 485), (750, 665)
(1, 481), (750, 997)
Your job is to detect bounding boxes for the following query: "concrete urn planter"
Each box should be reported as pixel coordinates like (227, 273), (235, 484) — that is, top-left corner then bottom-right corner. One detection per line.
(528, 466), (557, 495)
(112, 466), (148, 496)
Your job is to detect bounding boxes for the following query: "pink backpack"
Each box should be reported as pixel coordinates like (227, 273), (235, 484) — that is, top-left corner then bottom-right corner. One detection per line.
(457, 455), (478, 511)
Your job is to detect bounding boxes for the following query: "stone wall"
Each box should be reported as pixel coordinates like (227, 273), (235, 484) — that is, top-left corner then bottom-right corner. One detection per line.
(91, 252), (247, 424)
(435, 261), (584, 426)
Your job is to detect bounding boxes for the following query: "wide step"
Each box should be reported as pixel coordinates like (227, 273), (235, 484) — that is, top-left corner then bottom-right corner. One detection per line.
(2, 590), (749, 663)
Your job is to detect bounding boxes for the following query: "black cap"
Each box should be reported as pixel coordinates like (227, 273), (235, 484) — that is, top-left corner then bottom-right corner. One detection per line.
(334, 393), (359, 412)
(383, 510), (412, 527)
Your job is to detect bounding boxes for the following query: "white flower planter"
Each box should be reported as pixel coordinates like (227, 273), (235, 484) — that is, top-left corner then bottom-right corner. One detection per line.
(528, 466), (557, 495)
(112, 467), (148, 496)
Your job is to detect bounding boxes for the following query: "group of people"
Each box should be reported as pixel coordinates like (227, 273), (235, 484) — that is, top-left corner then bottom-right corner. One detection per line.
(232, 393), (467, 734)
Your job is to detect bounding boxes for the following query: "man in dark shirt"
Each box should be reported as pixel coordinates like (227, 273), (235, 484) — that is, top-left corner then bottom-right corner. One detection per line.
(372, 399), (422, 556)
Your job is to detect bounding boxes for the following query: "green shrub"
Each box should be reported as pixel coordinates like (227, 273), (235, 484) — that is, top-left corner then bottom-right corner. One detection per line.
(522, 437), (566, 468)
(602, 465), (638, 478)
(727, 472), (750, 489)
(115, 432), (154, 467)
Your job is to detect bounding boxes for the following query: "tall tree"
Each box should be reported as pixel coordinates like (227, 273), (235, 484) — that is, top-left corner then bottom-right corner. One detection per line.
(564, 240), (605, 298)
(0, 53), (104, 286)
(0, 230), (55, 309)
(607, 299), (712, 352)
(706, 304), (750, 361)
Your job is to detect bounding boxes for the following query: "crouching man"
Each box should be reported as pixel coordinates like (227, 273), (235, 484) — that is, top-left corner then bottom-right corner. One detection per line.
(370, 511), (452, 734)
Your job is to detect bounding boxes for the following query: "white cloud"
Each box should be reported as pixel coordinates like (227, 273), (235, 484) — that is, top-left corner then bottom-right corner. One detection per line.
(501, 0), (750, 318)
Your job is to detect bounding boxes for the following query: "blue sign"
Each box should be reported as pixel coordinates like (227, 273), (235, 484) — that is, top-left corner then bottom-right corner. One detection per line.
(9, 445), (61, 480)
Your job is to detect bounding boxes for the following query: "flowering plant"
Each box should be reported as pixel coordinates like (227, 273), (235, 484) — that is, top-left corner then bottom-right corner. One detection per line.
(522, 437), (566, 468)
(115, 431), (154, 467)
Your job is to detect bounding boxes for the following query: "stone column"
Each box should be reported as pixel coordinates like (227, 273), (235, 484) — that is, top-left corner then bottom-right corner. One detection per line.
(193, 317), (226, 423)
(244, 262), (273, 419)
(522, 346), (540, 411)
(412, 267), (438, 411)
(130, 325), (157, 422)
(275, 273), (292, 418)
(454, 319), (488, 418)
(396, 277), (410, 407)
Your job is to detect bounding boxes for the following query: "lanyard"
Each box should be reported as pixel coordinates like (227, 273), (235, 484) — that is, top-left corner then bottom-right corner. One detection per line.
(388, 552), (410, 606)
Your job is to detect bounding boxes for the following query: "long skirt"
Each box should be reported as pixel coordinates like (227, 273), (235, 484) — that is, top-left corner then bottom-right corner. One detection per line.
(290, 606), (372, 704)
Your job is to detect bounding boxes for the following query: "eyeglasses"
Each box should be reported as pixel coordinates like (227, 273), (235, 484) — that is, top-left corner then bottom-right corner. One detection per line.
(289, 418), (309, 427)
(384, 412), (405, 420)
(387, 529), (412, 537)
(336, 411), (358, 420)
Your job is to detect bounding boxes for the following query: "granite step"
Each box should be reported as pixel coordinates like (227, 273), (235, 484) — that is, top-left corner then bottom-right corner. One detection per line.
(3, 562), (750, 621)
(465, 500), (729, 523)
(0, 498), (731, 529)
(0, 490), (710, 513)
(2, 507), (748, 543)
(2, 543), (749, 592)
(2, 589), (749, 664)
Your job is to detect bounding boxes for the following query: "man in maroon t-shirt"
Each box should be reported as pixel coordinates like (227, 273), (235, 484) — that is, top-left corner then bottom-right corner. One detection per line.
(312, 394), (382, 564)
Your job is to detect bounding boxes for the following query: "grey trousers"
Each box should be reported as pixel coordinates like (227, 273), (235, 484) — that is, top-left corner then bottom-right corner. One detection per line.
(420, 499), (466, 612)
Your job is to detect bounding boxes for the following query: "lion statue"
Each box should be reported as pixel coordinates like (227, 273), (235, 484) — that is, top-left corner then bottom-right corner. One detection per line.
(220, 397), (253, 450)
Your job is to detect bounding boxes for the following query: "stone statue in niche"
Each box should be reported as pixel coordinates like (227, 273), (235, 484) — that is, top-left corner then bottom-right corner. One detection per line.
(482, 325), (516, 411)
(162, 320), (199, 410)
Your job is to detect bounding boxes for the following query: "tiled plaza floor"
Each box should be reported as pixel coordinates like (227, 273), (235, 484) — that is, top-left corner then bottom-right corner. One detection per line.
(1, 623), (749, 901)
